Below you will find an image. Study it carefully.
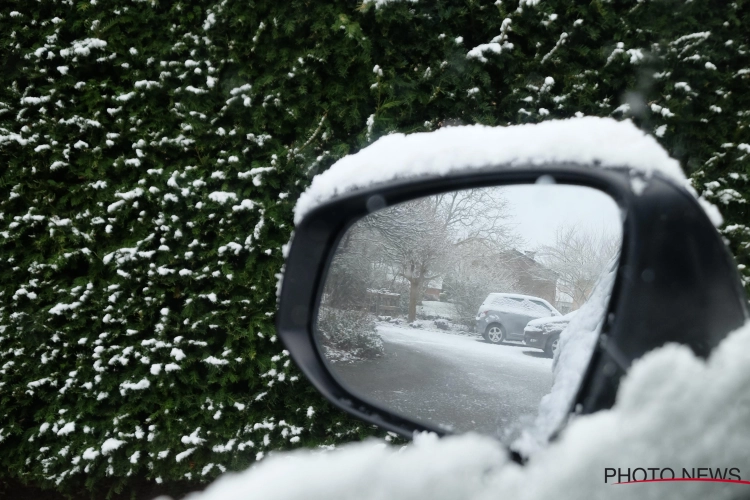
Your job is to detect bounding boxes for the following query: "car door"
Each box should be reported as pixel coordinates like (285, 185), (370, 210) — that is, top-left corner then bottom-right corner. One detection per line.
(501, 297), (540, 338)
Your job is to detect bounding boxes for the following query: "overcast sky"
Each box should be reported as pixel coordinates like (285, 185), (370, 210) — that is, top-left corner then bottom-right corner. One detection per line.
(498, 183), (622, 249)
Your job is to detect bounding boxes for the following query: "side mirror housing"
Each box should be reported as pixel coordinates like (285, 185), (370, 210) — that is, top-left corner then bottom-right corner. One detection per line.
(276, 120), (747, 451)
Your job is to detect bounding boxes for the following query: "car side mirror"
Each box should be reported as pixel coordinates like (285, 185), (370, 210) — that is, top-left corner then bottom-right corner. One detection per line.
(276, 119), (747, 455)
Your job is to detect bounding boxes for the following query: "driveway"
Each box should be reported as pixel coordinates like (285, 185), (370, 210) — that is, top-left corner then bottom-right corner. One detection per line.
(332, 324), (554, 442)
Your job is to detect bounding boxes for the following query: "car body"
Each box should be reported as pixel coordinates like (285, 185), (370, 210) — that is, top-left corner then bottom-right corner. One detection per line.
(476, 293), (561, 344)
(524, 310), (578, 357)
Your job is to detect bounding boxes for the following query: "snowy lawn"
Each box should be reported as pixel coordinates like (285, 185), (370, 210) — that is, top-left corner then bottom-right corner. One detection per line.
(416, 301), (459, 320)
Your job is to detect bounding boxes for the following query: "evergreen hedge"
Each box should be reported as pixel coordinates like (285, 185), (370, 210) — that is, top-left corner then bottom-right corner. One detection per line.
(1, 0), (748, 496)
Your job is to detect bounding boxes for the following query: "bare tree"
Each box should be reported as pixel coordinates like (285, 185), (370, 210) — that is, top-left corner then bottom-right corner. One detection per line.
(366, 198), (449, 322)
(433, 189), (514, 248)
(321, 187), (520, 322)
(366, 188), (517, 322)
(536, 225), (621, 310)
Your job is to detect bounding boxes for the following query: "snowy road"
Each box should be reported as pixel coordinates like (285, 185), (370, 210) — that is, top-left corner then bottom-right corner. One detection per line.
(332, 324), (554, 441)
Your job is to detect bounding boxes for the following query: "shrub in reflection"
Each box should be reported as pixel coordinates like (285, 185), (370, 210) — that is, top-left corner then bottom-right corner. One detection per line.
(317, 307), (385, 363)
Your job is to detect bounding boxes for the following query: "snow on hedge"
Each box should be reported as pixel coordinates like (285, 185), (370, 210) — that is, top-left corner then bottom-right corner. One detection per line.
(188, 318), (750, 500)
(294, 117), (687, 224)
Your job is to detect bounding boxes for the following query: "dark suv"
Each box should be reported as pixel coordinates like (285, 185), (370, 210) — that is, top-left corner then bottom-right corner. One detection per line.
(523, 311), (577, 357)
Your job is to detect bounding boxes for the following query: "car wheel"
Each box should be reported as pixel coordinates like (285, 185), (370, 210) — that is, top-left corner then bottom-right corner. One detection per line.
(485, 324), (505, 344)
(545, 335), (560, 358)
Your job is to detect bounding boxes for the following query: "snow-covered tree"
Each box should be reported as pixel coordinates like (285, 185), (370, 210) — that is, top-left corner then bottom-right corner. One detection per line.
(537, 226), (621, 310)
(364, 189), (515, 321)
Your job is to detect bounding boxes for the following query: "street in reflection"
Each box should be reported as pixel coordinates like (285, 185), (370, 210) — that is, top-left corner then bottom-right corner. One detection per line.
(334, 321), (554, 440)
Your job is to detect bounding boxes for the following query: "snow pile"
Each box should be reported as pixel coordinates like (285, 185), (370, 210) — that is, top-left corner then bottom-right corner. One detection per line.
(186, 318), (750, 500)
(294, 117), (686, 224)
(185, 433), (508, 500)
(481, 293), (557, 319)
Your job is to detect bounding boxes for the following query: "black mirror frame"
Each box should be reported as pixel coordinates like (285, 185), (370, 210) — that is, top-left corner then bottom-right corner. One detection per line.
(277, 163), (748, 446)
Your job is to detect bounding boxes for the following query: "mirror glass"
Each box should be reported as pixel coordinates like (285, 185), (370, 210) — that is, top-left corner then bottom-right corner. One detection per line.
(314, 181), (622, 445)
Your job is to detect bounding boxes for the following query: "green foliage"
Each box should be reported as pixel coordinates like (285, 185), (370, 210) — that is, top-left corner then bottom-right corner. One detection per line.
(0, 0), (748, 495)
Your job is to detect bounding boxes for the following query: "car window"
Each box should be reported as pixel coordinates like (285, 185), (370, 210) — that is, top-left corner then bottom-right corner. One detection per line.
(526, 299), (553, 315)
(529, 299), (553, 313)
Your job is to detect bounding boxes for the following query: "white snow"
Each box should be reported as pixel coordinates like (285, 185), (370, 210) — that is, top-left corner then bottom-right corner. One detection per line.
(49, 302), (81, 315)
(362, 0), (418, 9)
(294, 118), (688, 225)
(176, 447), (197, 462)
(114, 187), (144, 200)
(416, 301), (458, 320)
(182, 428), (206, 446)
(208, 191), (238, 204)
(480, 293), (560, 318)
(170, 348), (186, 361)
(59, 38), (107, 57)
(230, 84), (253, 95)
(119, 378), (150, 395)
(186, 433), (504, 500)
(115, 92), (136, 102)
(203, 356), (229, 366)
(186, 318), (750, 500)
(101, 438), (126, 455)
(467, 42), (513, 62)
(56, 422), (75, 436)
(232, 199), (256, 211)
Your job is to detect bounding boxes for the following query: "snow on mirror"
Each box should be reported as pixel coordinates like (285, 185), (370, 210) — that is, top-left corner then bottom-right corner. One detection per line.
(314, 182), (622, 444)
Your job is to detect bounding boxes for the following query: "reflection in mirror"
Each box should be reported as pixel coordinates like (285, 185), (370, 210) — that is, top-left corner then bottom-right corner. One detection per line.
(315, 183), (622, 445)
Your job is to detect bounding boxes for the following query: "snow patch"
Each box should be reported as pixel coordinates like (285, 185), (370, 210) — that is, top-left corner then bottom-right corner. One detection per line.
(120, 378), (150, 396)
(59, 38), (107, 58)
(208, 192), (238, 204)
(101, 438), (126, 455)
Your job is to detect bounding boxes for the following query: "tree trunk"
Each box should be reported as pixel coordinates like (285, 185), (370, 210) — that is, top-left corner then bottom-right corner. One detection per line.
(408, 278), (420, 322)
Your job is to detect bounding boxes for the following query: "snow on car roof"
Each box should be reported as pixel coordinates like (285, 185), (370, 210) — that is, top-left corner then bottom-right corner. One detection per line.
(294, 117), (698, 225)
(526, 310), (578, 327)
(481, 294), (556, 318)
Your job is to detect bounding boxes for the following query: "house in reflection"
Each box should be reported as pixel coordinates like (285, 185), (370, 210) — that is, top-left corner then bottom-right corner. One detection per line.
(451, 246), (559, 306)
(501, 250), (558, 306)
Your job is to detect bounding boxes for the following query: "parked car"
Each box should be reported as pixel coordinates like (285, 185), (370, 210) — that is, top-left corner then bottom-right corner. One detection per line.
(475, 293), (561, 344)
(524, 310), (578, 357)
